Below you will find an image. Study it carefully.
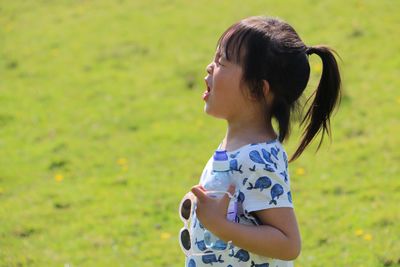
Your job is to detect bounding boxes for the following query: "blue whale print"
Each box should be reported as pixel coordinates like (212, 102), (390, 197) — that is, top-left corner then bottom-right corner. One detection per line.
(247, 176), (272, 192)
(283, 152), (288, 169)
(280, 171), (288, 183)
(230, 151), (240, 158)
(269, 184), (284, 205)
(263, 164), (275, 172)
(229, 248), (250, 262)
(271, 146), (280, 160)
(230, 159), (243, 173)
(249, 150), (276, 171)
(251, 261), (269, 267)
(202, 252), (224, 265)
(249, 150), (265, 164)
(182, 144), (293, 266)
(237, 191), (245, 204)
(198, 221), (205, 230)
(249, 165), (256, 172)
(213, 239), (228, 250)
(195, 238), (207, 251)
(261, 149), (277, 169)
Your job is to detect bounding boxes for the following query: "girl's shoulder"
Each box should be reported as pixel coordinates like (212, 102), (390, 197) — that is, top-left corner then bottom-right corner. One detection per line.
(226, 139), (288, 165)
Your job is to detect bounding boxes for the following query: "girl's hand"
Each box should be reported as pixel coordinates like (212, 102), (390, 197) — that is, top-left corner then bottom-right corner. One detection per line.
(190, 184), (236, 236)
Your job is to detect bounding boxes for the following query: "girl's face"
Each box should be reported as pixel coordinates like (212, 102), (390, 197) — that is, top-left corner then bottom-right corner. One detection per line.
(203, 51), (251, 121)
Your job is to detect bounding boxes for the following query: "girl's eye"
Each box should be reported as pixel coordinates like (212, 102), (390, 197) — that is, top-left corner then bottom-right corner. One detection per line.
(214, 53), (225, 66)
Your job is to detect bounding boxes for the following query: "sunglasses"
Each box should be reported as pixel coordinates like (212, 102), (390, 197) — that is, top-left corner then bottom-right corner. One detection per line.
(178, 191), (236, 256)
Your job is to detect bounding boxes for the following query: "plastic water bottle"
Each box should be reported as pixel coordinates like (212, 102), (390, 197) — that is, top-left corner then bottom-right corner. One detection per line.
(203, 149), (237, 250)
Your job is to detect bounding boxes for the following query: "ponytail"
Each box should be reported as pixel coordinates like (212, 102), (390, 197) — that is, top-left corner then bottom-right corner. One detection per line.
(290, 45), (342, 162)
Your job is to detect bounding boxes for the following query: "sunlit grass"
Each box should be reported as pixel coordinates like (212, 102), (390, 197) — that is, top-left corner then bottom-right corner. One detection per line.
(0, 0), (399, 266)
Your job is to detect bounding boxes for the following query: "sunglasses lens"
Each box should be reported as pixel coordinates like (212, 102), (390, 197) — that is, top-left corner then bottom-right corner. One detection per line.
(180, 198), (192, 220)
(180, 229), (191, 251)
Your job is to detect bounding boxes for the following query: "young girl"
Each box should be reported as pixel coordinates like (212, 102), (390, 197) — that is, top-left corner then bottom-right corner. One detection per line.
(181, 16), (341, 266)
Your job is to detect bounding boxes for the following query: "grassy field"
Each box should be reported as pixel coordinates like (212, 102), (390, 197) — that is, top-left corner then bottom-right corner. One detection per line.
(1, 0), (399, 266)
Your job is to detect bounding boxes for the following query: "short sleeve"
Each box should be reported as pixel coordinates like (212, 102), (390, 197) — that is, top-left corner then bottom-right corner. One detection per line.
(238, 145), (293, 213)
(199, 157), (213, 185)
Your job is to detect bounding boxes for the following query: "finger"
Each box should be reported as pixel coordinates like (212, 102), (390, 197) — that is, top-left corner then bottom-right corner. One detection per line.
(227, 184), (236, 196)
(223, 184), (236, 201)
(194, 184), (207, 193)
(191, 185), (208, 202)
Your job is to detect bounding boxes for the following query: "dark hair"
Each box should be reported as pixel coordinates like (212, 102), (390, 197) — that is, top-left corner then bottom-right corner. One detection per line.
(217, 16), (341, 162)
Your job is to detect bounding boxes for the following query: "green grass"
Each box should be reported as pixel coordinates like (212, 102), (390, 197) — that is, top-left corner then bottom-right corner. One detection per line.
(1, 0), (399, 266)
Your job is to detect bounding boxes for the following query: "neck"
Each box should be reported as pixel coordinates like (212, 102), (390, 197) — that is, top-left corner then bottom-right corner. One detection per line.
(221, 113), (276, 151)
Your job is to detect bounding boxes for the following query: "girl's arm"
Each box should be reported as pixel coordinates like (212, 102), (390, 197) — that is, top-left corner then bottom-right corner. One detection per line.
(218, 207), (301, 260)
(191, 185), (301, 261)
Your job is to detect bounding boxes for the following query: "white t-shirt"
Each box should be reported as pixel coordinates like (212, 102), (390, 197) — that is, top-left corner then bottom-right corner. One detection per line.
(185, 140), (294, 267)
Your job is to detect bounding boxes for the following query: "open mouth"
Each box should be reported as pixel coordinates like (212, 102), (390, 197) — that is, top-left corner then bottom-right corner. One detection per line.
(205, 79), (211, 92)
(203, 81), (211, 100)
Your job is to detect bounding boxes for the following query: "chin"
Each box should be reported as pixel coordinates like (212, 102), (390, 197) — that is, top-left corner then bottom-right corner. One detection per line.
(204, 105), (226, 120)
(204, 103), (216, 116)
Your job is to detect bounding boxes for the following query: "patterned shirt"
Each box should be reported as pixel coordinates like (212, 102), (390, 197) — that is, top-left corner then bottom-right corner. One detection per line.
(185, 139), (294, 267)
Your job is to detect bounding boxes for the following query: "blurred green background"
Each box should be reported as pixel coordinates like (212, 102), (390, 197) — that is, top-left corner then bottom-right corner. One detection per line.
(0, 0), (399, 266)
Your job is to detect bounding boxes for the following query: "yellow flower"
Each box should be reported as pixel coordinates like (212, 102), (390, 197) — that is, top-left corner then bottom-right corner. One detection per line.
(160, 232), (171, 240)
(122, 165), (128, 172)
(55, 174), (64, 182)
(0, 187), (4, 194)
(117, 158), (127, 166)
(397, 97), (400, 104)
(355, 229), (364, 236)
(295, 167), (305, 176)
(363, 233), (372, 241)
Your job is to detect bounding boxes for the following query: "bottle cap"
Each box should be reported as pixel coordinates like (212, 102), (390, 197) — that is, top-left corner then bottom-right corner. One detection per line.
(212, 150), (230, 171)
(214, 150), (228, 161)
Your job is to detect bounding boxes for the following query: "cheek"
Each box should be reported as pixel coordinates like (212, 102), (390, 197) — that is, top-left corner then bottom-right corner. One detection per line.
(214, 75), (236, 95)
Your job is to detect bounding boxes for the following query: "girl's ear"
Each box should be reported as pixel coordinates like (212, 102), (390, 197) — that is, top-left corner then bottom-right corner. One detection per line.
(262, 80), (270, 94)
(262, 80), (273, 104)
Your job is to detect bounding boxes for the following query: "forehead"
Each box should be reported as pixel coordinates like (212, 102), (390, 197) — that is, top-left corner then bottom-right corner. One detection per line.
(216, 28), (248, 64)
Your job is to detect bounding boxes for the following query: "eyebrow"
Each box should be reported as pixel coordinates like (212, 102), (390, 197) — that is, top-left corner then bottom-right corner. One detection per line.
(215, 52), (227, 62)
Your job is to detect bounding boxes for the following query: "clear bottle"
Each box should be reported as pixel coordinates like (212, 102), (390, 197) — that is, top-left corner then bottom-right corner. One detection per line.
(203, 150), (237, 250)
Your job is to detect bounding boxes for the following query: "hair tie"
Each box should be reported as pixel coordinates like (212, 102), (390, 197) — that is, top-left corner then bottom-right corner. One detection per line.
(306, 46), (316, 55)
